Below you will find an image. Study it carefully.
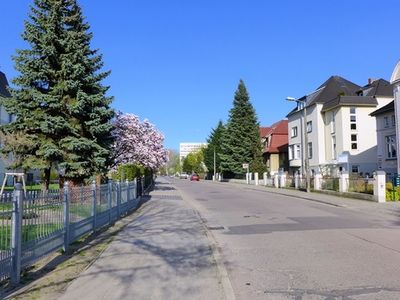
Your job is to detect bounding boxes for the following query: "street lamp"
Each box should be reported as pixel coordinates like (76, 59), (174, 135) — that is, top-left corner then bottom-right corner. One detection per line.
(286, 96), (311, 193)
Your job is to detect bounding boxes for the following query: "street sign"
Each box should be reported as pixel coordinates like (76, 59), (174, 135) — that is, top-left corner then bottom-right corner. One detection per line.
(242, 163), (249, 169)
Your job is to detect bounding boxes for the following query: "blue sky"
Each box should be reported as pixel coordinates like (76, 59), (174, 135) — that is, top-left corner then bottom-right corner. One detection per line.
(1, 1), (399, 151)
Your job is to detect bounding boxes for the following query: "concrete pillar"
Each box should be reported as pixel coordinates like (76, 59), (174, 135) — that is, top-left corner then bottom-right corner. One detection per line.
(263, 172), (268, 186)
(314, 172), (322, 190)
(279, 173), (286, 188)
(254, 173), (259, 186)
(339, 171), (349, 193)
(374, 170), (386, 203)
(294, 173), (299, 189)
(273, 174), (279, 188)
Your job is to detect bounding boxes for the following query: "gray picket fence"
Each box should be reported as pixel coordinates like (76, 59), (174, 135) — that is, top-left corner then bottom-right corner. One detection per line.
(0, 177), (152, 285)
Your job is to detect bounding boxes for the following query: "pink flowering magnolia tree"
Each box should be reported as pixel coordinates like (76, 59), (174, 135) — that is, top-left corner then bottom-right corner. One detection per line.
(112, 112), (168, 170)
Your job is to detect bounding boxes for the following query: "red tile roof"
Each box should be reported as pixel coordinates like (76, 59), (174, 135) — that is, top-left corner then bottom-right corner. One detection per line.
(260, 120), (288, 154)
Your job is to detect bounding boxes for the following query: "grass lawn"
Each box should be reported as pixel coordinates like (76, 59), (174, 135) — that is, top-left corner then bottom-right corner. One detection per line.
(0, 223), (62, 250)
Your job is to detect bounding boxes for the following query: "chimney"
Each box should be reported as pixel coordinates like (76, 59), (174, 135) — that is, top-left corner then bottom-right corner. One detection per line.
(368, 78), (377, 85)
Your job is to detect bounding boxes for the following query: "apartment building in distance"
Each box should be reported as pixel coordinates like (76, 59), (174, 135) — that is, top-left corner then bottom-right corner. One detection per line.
(179, 142), (207, 163)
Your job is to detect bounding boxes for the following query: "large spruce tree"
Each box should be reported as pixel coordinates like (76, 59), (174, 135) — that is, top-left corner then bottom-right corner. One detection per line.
(220, 80), (265, 177)
(203, 120), (225, 175)
(1, 0), (114, 188)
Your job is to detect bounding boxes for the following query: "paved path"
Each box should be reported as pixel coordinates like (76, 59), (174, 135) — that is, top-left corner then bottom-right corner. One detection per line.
(59, 178), (227, 300)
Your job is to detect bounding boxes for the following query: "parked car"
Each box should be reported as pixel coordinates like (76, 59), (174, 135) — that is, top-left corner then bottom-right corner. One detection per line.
(179, 173), (189, 179)
(190, 173), (200, 181)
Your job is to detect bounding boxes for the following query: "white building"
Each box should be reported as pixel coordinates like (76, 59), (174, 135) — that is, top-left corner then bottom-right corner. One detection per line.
(287, 76), (393, 177)
(179, 142), (207, 163)
(370, 101), (396, 177)
(391, 61), (400, 175)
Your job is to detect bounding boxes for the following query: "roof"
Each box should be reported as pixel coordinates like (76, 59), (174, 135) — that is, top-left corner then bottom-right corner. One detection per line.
(260, 120), (288, 154)
(370, 100), (394, 116)
(287, 75), (361, 117)
(0, 71), (11, 98)
(322, 96), (378, 112)
(259, 127), (270, 138)
(358, 79), (393, 97)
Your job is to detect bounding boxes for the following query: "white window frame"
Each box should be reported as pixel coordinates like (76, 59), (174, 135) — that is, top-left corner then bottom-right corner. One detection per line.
(384, 116), (389, 128)
(308, 142), (312, 159)
(307, 121), (312, 133)
(385, 135), (397, 159)
(291, 126), (298, 138)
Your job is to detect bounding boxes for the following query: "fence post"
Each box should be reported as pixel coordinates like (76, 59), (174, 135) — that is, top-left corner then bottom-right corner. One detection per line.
(116, 182), (121, 218)
(132, 178), (137, 199)
(273, 174), (279, 188)
(254, 173), (259, 186)
(279, 173), (286, 188)
(63, 181), (70, 252)
(141, 176), (145, 195)
(314, 172), (322, 190)
(373, 170), (386, 203)
(295, 173), (299, 189)
(339, 171), (349, 193)
(91, 180), (97, 231)
(11, 183), (23, 285)
(108, 180), (112, 224)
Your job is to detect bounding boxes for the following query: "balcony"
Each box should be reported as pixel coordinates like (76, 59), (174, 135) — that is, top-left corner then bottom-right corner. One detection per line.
(289, 159), (301, 167)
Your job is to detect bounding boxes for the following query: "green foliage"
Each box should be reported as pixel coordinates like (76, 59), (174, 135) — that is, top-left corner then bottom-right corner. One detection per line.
(219, 80), (265, 177)
(1, 0), (114, 187)
(112, 164), (146, 181)
(386, 183), (400, 201)
(182, 150), (204, 174)
(203, 121), (225, 174)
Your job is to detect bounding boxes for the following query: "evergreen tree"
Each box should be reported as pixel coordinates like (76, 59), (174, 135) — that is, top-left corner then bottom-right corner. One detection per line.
(220, 80), (265, 177)
(203, 120), (225, 175)
(1, 0), (114, 188)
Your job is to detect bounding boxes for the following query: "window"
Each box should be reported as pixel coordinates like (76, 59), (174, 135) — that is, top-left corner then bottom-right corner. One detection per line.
(350, 107), (357, 131)
(307, 121), (312, 133)
(331, 111), (336, 133)
(351, 134), (357, 149)
(289, 144), (301, 160)
(289, 145), (294, 160)
(307, 142), (313, 159)
(291, 126), (298, 137)
(385, 135), (397, 159)
(332, 136), (336, 159)
(384, 116), (389, 128)
(391, 115), (396, 127)
(351, 165), (359, 173)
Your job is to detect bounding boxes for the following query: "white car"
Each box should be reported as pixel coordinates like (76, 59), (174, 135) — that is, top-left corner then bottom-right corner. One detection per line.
(179, 173), (189, 179)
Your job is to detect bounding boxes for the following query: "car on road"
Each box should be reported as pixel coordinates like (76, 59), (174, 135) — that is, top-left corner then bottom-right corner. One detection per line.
(179, 173), (189, 179)
(190, 173), (200, 181)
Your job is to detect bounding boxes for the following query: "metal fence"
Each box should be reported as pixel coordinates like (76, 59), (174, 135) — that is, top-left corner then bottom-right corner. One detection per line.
(320, 177), (339, 191)
(0, 176), (153, 285)
(347, 178), (374, 194)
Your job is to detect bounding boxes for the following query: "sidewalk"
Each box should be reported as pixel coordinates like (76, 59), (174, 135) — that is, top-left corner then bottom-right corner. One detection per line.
(58, 177), (227, 300)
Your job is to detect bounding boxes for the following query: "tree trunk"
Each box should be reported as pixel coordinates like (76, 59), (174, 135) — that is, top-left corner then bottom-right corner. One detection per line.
(43, 167), (51, 191)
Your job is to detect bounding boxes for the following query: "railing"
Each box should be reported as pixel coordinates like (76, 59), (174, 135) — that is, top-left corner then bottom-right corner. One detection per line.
(320, 177), (339, 192)
(0, 176), (153, 285)
(347, 178), (374, 194)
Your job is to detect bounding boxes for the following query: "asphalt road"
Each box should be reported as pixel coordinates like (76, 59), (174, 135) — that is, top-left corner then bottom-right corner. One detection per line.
(172, 177), (400, 300)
